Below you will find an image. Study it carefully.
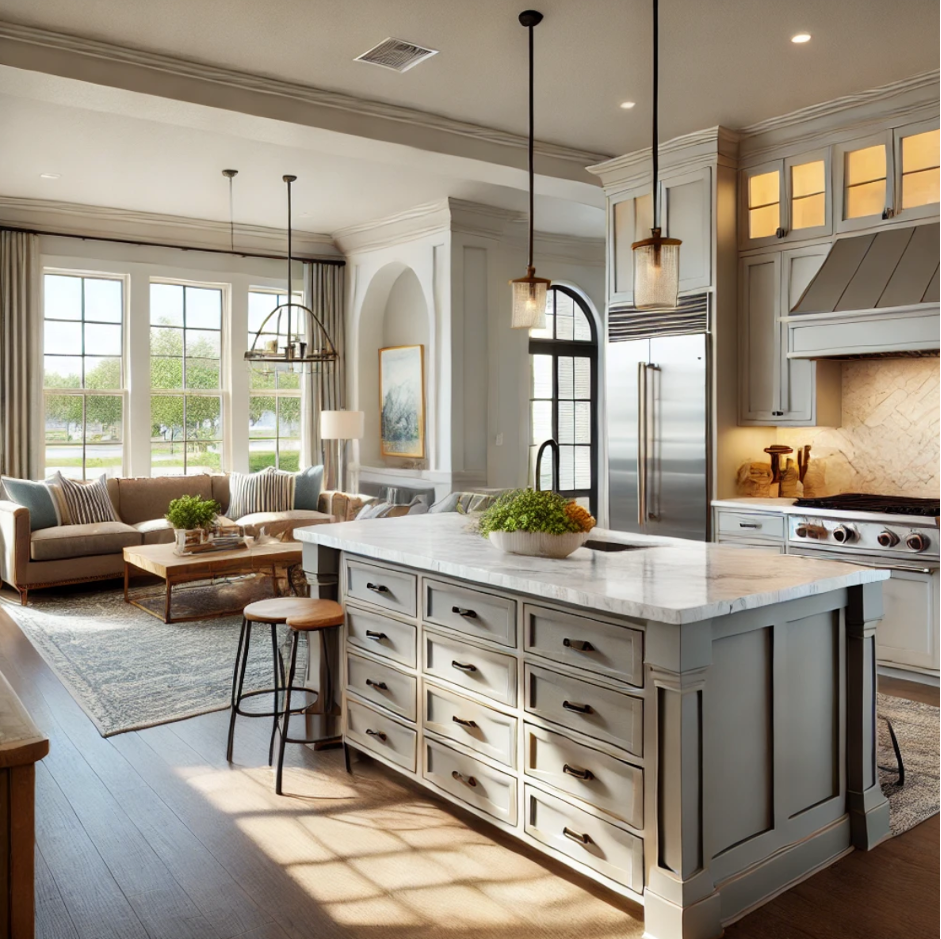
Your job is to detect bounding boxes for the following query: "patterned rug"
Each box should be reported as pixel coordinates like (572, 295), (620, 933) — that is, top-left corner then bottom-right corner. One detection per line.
(2, 579), (307, 737)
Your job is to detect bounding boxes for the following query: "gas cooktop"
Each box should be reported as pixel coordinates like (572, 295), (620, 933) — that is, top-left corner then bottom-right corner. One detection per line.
(793, 493), (940, 518)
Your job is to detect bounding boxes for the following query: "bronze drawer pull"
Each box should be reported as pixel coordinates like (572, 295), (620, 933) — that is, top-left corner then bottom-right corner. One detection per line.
(365, 582), (389, 593)
(365, 630), (388, 641)
(365, 729), (387, 741)
(563, 826), (592, 846)
(562, 763), (594, 781)
(451, 606), (478, 618)
(452, 715), (479, 729)
(562, 700), (594, 715)
(365, 678), (388, 690)
(451, 660), (478, 672)
(738, 522), (761, 529)
(563, 638), (595, 652)
(451, 770), (478, 787)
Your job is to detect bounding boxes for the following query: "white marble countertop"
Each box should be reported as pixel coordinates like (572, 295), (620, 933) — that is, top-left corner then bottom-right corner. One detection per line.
(296, 514), (888, 625)
(712, 497), (939, 527)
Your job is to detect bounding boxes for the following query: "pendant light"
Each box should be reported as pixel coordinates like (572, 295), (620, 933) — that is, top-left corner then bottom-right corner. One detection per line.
(510, 9), (551, 329)
(631, 0), (681, 310)
(244, 175), (339, 369)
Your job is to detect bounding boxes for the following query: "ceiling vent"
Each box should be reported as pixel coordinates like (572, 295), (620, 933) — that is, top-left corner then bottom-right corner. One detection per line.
(354, 37), (438, 73)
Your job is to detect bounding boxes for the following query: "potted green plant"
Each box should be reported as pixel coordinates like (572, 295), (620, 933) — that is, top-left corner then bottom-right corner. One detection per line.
(477, 489), (596, 559)
(166, 495), (221, 555)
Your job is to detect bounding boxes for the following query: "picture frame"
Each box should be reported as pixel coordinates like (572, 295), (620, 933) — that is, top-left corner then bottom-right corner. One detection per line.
(379, 344), (425, 459)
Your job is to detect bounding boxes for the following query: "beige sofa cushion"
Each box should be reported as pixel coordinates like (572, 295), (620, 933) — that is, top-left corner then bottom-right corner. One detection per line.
(132, 518), (175, 546)
(114, 476), (216, 526)
(235, 509), (332, 540)
(30, 521), (142, 562)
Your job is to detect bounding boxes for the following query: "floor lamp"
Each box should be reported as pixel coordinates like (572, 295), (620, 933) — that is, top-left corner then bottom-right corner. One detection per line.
(320, 410), (365, 492)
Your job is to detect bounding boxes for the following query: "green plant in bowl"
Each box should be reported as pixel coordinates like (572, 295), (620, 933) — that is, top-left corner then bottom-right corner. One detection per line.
(166, 495), (220, 532)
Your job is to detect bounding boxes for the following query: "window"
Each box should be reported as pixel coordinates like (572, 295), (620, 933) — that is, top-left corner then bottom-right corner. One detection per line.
(247, 289), (303, 471)
(150, 282), (224, 476)
(900, 128), (940, 209)
(43, 273), (124, 479)
(844, 144), (887, 219)
(529, 287), (598, 512)
(790, 159), (826, 230)
(747, 170), (780, 239)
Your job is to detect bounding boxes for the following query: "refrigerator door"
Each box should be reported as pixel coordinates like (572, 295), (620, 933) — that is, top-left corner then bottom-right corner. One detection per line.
(646, 333), (708, 540)
(606, 339), (649, 533)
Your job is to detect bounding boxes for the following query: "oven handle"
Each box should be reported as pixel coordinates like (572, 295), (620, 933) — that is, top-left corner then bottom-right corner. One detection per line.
(788, 547), (935, 575)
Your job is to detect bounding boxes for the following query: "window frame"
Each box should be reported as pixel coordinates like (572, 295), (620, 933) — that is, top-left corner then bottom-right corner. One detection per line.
(528, 285), (599, 515)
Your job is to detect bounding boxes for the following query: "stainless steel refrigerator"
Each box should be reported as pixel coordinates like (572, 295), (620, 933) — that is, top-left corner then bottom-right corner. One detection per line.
(606, 296), (709, 540)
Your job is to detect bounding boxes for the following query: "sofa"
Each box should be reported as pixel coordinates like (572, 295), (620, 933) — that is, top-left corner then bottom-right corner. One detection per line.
(0, 474), (372, 605)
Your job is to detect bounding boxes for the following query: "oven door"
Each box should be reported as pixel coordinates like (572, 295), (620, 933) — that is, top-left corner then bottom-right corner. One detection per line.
(789, 547), (939, 672)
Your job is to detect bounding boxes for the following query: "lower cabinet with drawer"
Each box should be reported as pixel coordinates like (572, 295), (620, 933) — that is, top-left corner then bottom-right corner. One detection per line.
(424, 738), (517, 825)
(346, 699), (417, 772)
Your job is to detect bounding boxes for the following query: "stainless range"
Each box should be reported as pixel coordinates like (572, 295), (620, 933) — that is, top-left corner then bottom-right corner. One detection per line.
(787, 494), (940, 678)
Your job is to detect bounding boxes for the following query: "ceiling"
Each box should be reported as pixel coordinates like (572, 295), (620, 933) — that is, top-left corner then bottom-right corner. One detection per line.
(0, 0), (937, 156)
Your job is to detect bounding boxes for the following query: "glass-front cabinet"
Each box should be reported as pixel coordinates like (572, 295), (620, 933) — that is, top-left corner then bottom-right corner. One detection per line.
(895, 120), (940, 222)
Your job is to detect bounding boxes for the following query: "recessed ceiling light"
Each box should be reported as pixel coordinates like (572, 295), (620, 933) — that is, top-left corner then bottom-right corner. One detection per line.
(791, 33), (811, 43)
(620, 101), (636, 110)
(39, 172), (61, 179)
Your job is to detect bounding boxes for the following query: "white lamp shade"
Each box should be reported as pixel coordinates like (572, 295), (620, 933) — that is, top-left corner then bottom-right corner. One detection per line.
(320, 410), (365, 440)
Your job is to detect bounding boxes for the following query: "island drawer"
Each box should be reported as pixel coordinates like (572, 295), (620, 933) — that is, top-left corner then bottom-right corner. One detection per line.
(524, 785), (643, 893)
(523, 723), (643, 829)
(424, 579), (517, 647)
(346, 607), (417, 669)
(424, 738), (517, 825)
(345, 560), (417, 618)
(347, 652), (417, 722)
(523, 605), (643, 687)
(424, 631), (517, 707)
(346, 699), (416, 772)
(716, 510), (784, 541)
(524, 664), (643, 757)
(424, 684), (517, 767)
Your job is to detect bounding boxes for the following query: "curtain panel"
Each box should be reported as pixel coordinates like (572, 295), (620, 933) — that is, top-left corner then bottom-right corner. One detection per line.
(0, 231), (40, 479)
(303, 262), (346, 483)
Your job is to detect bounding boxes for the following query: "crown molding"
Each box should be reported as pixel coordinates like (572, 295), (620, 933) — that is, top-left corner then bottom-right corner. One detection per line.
(0, 20), (610, 170)
(0, 195), (339, 257)
(333, 200), (453, 255)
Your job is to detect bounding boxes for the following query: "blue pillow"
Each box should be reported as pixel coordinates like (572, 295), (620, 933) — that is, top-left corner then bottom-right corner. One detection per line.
(1, 476), (62, 531)
(294, 464), (324, 511)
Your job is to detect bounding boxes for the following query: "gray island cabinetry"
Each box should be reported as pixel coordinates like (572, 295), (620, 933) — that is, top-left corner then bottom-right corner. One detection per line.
(297, 514), (890, 939)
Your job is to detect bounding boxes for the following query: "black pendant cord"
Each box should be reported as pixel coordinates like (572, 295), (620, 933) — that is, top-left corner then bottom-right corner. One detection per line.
(527, 19), (535, 270)
(228, 177), (235, 253)
(652, 0), (660, 230)
(285, 176), (294, 346)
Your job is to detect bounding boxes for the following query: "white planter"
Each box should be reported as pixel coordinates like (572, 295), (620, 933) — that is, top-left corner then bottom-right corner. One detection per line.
(173, 528), (206, 556)
(488, 530), (589, 559)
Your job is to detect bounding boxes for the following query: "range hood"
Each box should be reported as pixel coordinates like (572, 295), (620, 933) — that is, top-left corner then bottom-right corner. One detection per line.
(787, 223), (940, 359)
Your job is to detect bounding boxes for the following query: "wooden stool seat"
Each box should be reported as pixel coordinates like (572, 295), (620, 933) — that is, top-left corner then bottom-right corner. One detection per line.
(244, 597), (328, 624)
(286, 600), (344, 631)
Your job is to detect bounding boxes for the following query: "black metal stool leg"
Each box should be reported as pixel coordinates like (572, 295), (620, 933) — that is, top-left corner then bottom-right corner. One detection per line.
(226, 618), (251, 761)
(276, 629), (301, 795)
(268, 624), (282, 766)
(343, 741), (353, 775)
(885, 716), (905, 785)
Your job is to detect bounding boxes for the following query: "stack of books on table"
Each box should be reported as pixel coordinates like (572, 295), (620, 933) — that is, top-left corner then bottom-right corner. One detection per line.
(188, 535), (246, 554)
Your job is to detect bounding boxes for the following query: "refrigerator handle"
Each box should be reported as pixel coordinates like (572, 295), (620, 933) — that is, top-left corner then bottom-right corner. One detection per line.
(646, 364), (661, 522)
(637, 362), (647, 527)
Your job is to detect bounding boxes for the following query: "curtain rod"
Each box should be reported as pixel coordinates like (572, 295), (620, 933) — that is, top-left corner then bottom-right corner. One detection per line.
(0, 225), (346, 266)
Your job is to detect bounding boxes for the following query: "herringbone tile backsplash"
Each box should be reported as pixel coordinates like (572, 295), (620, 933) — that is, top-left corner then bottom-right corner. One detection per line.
(777, 357), (940, 498)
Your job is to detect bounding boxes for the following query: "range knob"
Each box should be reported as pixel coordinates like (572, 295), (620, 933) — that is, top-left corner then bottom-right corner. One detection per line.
(905, 532), (930, 553)
(795, 525), (809, 538)
(877, 530), (900, 548)
(832, 525), (857, 544)
(795, 523), (825, 540)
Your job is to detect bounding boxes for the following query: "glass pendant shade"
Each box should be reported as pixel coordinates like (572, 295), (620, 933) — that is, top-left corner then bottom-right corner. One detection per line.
(510, 268), (551, 329)
(632, 229), (681, 309)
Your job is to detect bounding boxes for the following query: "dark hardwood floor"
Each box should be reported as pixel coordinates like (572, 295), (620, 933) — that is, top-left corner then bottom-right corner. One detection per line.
(1, 600), (937, 939)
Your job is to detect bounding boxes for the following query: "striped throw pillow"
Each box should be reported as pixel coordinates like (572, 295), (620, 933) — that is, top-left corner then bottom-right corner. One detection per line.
(228, 467), (296, 520)
(55, 473), (118, 525)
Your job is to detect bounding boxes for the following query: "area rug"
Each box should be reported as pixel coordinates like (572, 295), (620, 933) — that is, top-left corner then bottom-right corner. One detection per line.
(2, 581), (307, 737)
(877, 692), (940, 836)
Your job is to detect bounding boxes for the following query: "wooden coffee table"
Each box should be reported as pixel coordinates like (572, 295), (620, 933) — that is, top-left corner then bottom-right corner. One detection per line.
(123, 542), (303, 624)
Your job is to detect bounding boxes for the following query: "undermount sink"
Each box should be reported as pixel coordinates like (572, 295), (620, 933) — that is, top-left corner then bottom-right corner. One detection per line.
(583, 539), (646, 553)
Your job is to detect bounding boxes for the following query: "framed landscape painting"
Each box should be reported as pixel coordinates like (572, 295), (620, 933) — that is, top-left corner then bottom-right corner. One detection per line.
(379, 344), (425, 458)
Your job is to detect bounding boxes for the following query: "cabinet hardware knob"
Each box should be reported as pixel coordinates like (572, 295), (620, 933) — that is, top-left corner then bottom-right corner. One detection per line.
(775, 227), (787, 239)
(451, 606), (478, 618)
(365, 630), (387, 641)
(451, 660), (478, 672)
(451, 770), (478, 787)
(563, 826), (592, 845)
(365, 729), (387, 741)
(562, 700), (594, 715)
(365, 678), (388, 690)
(452, 715), (479, 729)
(738, 522), (760, 529)
(562, 763), (594, 781)
(772, 411), (784, 416)
(882, 207), (894, 219)
(365, 582), (389, 593)
(563, 638), (595, 652)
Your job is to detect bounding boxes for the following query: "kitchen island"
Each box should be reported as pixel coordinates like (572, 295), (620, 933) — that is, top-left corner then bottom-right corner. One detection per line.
(296, 513), (891, 939)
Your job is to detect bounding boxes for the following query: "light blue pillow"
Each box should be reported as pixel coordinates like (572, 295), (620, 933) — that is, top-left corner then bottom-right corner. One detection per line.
(294, 464), (324, 511)
(1, 476), (61, 531)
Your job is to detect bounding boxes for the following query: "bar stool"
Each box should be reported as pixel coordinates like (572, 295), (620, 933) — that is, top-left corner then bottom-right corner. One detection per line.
(275, 600), (345, 795)
(226, 597), (332, 764)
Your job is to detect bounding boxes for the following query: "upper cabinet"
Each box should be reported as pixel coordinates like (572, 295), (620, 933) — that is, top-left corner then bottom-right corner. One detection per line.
(894, 120), (940, 222)
(739, 149), (832, 248)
